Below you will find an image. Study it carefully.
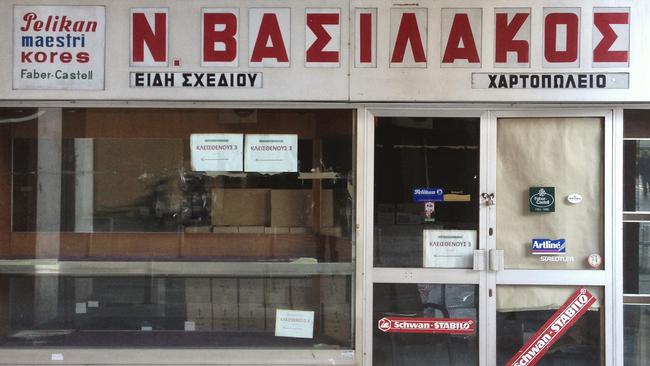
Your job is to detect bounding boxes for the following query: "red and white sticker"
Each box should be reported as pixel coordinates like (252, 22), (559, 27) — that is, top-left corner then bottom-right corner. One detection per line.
(377, 317), (474, 335)
(506, 287), (597, 366)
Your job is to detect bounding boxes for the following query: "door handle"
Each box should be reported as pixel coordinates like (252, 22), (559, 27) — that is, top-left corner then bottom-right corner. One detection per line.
(489, 249), (505, 271)
(473, 249), (486, 271)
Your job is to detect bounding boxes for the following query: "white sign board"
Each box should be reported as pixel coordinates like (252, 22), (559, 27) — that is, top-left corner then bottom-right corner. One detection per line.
(13, 5), (105, 90)
(190, 134), (243, 172)
(275, 309), (314, 339)
(245, 134), (298, 173)
(423, 230), (477, 268)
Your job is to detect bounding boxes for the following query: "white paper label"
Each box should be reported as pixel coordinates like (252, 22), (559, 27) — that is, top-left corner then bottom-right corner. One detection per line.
(190, 133), (244, 172)
(87, 301), (99, 308)
(423, 230), (477, 268)
(75, 302), (87, 314)
(275, 309), (314, 339)
(13, 5), (105, 90)
(184, 321), (196, 331)
(141, 326), (153, 331)
(245, 134), (298, 173)
(51, 353), (64, 361)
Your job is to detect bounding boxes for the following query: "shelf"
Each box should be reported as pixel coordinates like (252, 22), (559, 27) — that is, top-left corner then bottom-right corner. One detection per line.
(0, 260), (354, 277)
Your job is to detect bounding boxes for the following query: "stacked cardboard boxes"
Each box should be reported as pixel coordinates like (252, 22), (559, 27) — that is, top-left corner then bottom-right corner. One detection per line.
(320, 276), (351, 343)
(185, 278), (213, 331)
(212, 278), (238, 331)
(238, 278), (265, 332)
(265, 278), (291, 331)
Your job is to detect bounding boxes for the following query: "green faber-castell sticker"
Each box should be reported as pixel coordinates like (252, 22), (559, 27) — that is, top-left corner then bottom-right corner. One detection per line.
(529, 187), (555, 212)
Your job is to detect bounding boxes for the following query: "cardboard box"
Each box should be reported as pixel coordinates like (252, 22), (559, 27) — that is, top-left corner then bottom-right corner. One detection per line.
(211, 188), (270, 226)
(239, 304), (266, 331)
(185, 279), (212, 303)
(265, 279), (291, 304)
(270, 189), (334, 228)
(320, 276), (348, 304)
(265, 304), (291, 331)
(239, 278), (265, 303)
(322, 303), (351, 343)
(186, 302), (213, 331)
(238, 226), (265, 234)
(211, 278), (237, 304)
(213, 303), (239, 331)
(290, 278), (313, 306)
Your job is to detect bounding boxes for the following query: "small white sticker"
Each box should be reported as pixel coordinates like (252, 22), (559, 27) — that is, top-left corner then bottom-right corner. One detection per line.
(184, 321), (196, 331)
(588, 253), (602, 268)
(75, 302), (87, 314)
(141, 326), (153, 331)
(51, 353), (64, 361)
(87, 301), (99, 308)
(341, 350), (354, 358)
(567, 194), (583, 204)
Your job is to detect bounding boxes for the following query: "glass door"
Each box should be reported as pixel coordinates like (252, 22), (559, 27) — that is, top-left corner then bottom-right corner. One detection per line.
(489, 113), (613, 366)
(367, 114), (487, 366)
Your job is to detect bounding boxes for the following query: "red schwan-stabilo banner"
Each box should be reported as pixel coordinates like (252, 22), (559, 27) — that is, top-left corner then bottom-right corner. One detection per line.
(506, 287), (598, 366)
(377, 317), (474, 335)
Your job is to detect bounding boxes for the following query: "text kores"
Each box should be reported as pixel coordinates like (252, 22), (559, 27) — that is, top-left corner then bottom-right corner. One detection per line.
(19, 12), (98, 64)
(130, 7), (629, 68)
(377, 317), (475, 335)
(506, 288), (597, 366)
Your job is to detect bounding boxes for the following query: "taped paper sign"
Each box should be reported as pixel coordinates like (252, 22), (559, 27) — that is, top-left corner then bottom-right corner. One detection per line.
(506, 288), (597, 366)
(190, 134), (243, 172)
(245, 134), (298, 173)
(275, 309), (314, 339)
(378, 317), (474, 335)
(423, 230), (477, 268)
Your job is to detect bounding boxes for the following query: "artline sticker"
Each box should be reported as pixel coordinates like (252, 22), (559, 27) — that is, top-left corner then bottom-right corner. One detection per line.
(378, 317), (474, 335)
(531, 238), (566, 255)
(413, 188), (444, 202)
(529, 187), (555, 212)
(506, 288), (597, 366)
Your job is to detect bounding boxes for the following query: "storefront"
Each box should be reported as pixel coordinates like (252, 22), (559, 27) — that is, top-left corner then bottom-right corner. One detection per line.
(0, 1), (648, 365)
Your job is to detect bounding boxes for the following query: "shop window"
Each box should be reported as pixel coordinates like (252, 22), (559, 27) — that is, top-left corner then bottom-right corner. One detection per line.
(0, 108), (354, 349)
(623, 110), (650, 364)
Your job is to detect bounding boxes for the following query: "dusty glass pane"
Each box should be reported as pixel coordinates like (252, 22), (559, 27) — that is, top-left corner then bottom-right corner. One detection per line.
(0, 107), (355, 349)
(373, 117), (480, 268)
(496, 285), (603, 366)
(373, 283), (478, 365)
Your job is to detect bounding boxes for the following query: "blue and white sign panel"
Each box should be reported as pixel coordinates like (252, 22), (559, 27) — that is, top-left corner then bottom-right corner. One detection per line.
(413, 188), (444, 202)
(531, 239), (566, 255)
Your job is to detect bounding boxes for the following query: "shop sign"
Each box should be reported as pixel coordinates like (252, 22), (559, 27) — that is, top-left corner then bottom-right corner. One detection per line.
(471, 72), (629, 89)
(130, 72), (262, 88)
(531, 239), (566, 255)
(245, 134), (298, 173)
(190, 134), (243, 172)
(378, 317), (474, 335)
(413, 188), (444, 202)
(529, 187), (555, 212)
(128, 6), (629, 71)
(423, 230), (476, 268)
(506, 288), (597, 366)
(13, 5), (105, 90)
(275, 309), (314, 339)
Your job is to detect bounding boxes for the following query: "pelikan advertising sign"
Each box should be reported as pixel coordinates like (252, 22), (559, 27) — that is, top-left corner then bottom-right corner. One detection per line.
(13, 5), (105, 90)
